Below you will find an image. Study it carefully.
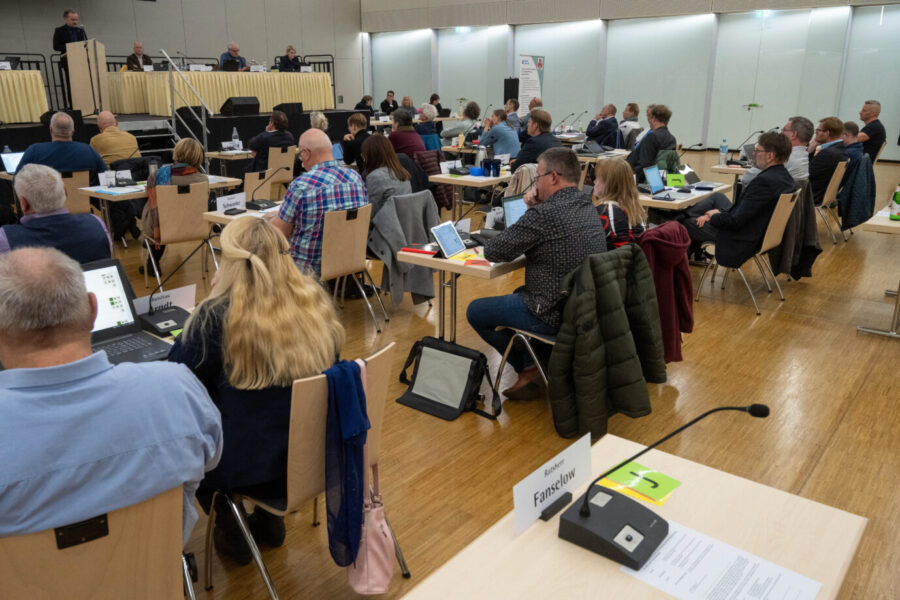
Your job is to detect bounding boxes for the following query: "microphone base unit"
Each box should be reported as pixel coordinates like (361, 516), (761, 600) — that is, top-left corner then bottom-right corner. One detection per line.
(139, 306), (190, 336)
(247, 199), (277, 210)
(558, 485), (668, 571)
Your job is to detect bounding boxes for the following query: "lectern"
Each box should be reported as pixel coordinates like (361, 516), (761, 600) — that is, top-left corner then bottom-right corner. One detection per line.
(65, 39), (109, 116)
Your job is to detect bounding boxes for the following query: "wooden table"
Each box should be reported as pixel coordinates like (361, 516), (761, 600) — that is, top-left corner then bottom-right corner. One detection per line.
(555, 133), (586, 145)
(401, 434), (866, 599)
(397, 249), (525, 342)
(710, 164), (747, 188)
(428, 172), (511, 221)
(441, 145), (477, 155)
(857, 211), (900, 339)
(0, 172), (12, 182)
(639, 183), (732, 211)
(206, 151), (253, 175)
(575, 149), (629, 164)
(203, 203), (281, 226)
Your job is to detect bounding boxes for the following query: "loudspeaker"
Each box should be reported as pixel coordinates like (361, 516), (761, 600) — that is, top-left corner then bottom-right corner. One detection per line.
(220, 97), (259, 116)
(274, 102), (304, 116)
(504, 78), (519, 103)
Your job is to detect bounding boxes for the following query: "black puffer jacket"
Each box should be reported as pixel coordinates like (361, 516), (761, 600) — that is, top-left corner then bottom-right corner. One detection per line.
(548, 245), (667, 439)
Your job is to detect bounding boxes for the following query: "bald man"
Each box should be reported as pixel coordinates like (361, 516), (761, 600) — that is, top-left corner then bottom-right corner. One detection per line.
(219, 42), (249, 71)
(266, 129), (368, 276)
(90, 111), (141, 166)
(17, 112), (106, 185)
(126, 42), (152, 71)
(857, 100), (885, 163)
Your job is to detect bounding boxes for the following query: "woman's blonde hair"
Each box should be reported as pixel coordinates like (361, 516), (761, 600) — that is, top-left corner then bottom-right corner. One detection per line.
(593, 158), (646, 227)
(173, 137), (204, 167)
(310, 111), (328, 131)
(285, 45), (296, 54)
(184, 217), (344, 389)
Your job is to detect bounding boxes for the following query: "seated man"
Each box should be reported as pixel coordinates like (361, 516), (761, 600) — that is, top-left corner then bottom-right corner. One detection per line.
(857, 99), (885, 163)
(247, 109), (295, 172)
(341, 112), (371, 170)
(17, 112), (106, 185)
(479, 109), (521, 158)
(467, 148), (606, 399)
(504, 98), (521, 130)
(1, 164), (111, 262)
(518, 97), (543, 142)
(0, 247), (222, 546)
(807, 116), (848, 206)
(126, 41), (152, 71)
(380, 90), (399, 115)
(90, 111), (141, 166)
(267, 129), (368, 277)
(585, 104), (618, 147)
(618, 103), (641, 143)
(742, 115), (812, 186)
(511, 109), (560, 172)
(626, 104), (676, 175)
(682, 132), (796, 266)
(841, 121), (864, 163)
(388, 108), (426, 158)
(219, 42), (249, 71)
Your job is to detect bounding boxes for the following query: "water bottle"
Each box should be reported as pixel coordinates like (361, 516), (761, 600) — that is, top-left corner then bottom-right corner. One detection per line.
(1, 145), (10, 154)
(718, 139), (728, 165)
(890, 185), (900, 221)
(231, 127), (240, 148)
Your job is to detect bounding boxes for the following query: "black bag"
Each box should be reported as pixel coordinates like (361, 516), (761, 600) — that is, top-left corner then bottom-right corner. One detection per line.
(397, 337), (501, 420)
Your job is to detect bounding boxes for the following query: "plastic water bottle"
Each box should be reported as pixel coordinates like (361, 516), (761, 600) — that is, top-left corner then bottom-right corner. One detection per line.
(1, 145), (10, 154)
(718, 139), (728, 165)
(231, 127), (240, 146)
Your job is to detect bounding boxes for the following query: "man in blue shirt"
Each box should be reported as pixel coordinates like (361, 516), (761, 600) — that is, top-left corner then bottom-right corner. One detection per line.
(0, 247), (223, 546)
(17, 112), (107, 185)
(479, 109), (521, 158)
(585, 104), (619, 147)
(219, 42), (250, 71)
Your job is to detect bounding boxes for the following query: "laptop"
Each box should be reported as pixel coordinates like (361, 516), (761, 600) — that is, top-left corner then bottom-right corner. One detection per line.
(741, 143), (756, 166)
(82, 259), (173, 364)
(152, 62), (170, 71)
(642, 166), (692, 201)
(576, 139), (617, 157)
(438, 108), (451, 118)
(1, 151), (24, 174)
(430, 221), (471, 258)
(471, 194), (529, 245)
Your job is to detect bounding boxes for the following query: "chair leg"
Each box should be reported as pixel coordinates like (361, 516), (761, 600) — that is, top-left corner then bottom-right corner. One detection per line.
(362, 269), (390, 322)
(339, 276), (347, 308)
(143, 238), (162, 290)
(514, 333), (548, 387)
(753, 255), (773, 293)
(206, 238), (219, 270)
(141, 242), (148, 289)
(721, 268), (730, 290)
(226, 495), (279, 600)
(204, 491), (218, 591)
(695, 259), (715, 301)
(312, 496), (320, 527)
(736, 267), (760, 315)
(383, 513), (411, 579)
(763, 255), (785, 301)
(493, 335), (518, 394)
(816, 206), (838, 244)
(352, 273), (382, 333)
(183, 554), (198, 600)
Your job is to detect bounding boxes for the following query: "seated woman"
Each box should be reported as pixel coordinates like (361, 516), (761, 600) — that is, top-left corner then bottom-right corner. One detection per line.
(310, 111), (329, 132)
(169, 217), (344, 564)
(592, 158), (646, 249)
(341, 112), (371, 170)
(479, 109), (521, 158)
(362, 134), (412, 216)
(142, 138), (207, 269)
(246, 109), (294, 172)
(278, 45), (301, 72)
(440, 101), (480, 144)
(414, 104), (438, 136)
(401, 95), (414, 110)
(429, 93), (443, 114)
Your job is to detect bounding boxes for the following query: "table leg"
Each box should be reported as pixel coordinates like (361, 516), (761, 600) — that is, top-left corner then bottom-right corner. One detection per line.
(453, 185), (464, 222)
(219, 159), (226, 177)
(437, 269), (446, 341)
(450, 273), (458, 343)
(97, 198), (117, 254)
(857, 279), (900, 339)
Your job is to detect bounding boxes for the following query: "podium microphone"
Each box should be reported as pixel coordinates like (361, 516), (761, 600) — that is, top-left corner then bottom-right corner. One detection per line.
(247, 166), (290, 210)
(558, 404), (769, 570)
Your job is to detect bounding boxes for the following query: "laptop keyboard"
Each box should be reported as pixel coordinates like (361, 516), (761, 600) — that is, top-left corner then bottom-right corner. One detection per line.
(99, 335), (155, 357)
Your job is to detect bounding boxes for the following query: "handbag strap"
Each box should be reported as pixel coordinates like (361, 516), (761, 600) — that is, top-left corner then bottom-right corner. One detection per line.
(398, 340), (423, 385)
(468, 355), (501, 420)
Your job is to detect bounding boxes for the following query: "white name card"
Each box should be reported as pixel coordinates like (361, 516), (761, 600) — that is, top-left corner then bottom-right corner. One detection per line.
(378, 115), (391, 122)
(133, 284), (196, 316)
(115, 169), (132, 182)
(495, 153), (511, 165)
(250, 65), (266, 72)
(300, 66), (313, 73)
(512, 434), (591, 535)
(216, 191), (246, 212)
(0, 61), (12, 70)
(439, 159), (463, 174)
(142, 65), (153, 72)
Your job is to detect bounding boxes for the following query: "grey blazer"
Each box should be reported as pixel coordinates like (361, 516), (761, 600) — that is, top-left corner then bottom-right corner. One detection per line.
(365, 167), (412, 217)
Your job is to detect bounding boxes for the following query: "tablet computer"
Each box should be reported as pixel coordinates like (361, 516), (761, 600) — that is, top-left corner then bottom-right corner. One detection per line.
(430, 221), (467, 258)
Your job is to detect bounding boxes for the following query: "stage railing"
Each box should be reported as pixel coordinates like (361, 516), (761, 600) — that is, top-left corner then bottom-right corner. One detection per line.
(2, 51), (54, 112)
(160, 48), (212, 171)
(303, 54), (335, 107)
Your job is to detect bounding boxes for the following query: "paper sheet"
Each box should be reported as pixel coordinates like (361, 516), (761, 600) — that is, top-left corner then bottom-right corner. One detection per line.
(623, 520), (821, 600)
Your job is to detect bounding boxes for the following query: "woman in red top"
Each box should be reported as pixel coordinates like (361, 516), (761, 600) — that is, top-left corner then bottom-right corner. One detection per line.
(593, 157), (646, 249)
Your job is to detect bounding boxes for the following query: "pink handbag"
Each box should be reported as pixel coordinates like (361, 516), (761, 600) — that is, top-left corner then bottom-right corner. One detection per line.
(348, 463), (395, 594)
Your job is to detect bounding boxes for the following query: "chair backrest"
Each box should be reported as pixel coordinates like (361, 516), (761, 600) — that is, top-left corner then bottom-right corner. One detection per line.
(577, 158), (594, 189)
(266, 146), (297, 183)
(624, 127), (643, 150)
(60, 171), (91, 214)
(873, 141), (886, 166)
(822, 160), (847, 209)
(320, 203), (372, 281)
(759, 190), (800, 254)
(282, 343), (396, 513)
(421, 133), (442, 151)
(156, 181), (210, 245)
(244, 168), (279, 201)
(0, 487), (182, 600)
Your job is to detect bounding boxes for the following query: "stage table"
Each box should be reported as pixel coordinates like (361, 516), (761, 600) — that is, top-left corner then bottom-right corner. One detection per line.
(0, 70), (49, 123)
(108, 71), (333, 116)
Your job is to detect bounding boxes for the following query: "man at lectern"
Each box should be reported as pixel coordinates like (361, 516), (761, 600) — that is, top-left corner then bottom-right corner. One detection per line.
(52, 9), (88, 107)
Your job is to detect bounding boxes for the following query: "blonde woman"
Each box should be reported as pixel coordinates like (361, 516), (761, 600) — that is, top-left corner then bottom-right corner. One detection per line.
(310, 111), (329, 132)
(593, 157), (646, 249)
(169, 217), (344, 564)
(279, 45), (301, 72)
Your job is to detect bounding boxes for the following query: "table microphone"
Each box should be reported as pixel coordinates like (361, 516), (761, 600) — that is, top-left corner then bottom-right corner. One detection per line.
(247, 166), (289, 210)
(558, 404), (770, 570)
(678, 142), (704, 158)
(553, 113), (575, 132)
(139, 247), (205, 336)
(569, 110), (588, 130)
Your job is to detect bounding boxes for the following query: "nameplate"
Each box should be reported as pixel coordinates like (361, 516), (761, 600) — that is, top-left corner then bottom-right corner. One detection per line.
(142, 65), (153, 72)
(512, 434), (591, 535)
(188, 64), (211, 72)
(216, 191), (246, 212)
(495, 153), (511, 165)
(300, 66), (313, 73)
(115, 169), (132, 182)
(439, 159), (462, 174)
(0, 62), (11, 70)
(378, 116), (391, 122)
(133, 284), (196, 315)
(250, 65), (266, 72)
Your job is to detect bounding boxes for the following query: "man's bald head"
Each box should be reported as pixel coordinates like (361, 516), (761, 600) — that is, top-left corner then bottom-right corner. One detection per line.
(97, 111), (117, 131)
(49, 112), (74, 140)
(529, 97), (543, 110)
(298, 128), (333, 169)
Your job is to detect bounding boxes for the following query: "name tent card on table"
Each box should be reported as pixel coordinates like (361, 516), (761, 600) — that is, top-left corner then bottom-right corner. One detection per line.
(512, 434), (591, 535)
(216, 192), (246, 213)
(133, 284), (196, 316)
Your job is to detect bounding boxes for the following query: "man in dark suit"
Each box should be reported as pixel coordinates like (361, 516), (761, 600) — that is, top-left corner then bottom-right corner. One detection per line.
(585, 104), (619, 147)
(380, 91), (399, 115)
(807, 117), (848, 206)
(626, 104), (676, 176)
(682, 131), (797, 267)
(511, 109), (560, 173)
(52, 9), (88, 107)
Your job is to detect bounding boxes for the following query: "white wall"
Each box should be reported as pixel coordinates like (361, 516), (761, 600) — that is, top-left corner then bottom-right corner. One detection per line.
(371, 29), (434, 108)
(0, 0), (365, 109)
(437, 26), (509, 115)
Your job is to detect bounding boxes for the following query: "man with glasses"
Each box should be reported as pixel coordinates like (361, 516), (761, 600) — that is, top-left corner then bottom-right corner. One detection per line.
(808, 117), (848, 206)
(741, 116), (813, 186)
(219, 42), (249, 72)
(466, 147), (605, 400)
(682, 131), (796, 266)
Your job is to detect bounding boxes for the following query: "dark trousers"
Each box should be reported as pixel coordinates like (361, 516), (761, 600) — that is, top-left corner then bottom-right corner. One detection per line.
(681, 192), (733, 253)
(466, 293), (557, 373)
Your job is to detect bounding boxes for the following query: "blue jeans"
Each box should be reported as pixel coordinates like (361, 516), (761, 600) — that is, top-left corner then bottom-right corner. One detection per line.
(466, 293), (558, 373)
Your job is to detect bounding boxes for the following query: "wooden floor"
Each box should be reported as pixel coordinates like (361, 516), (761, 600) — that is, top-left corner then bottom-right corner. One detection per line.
(116, 152), (899, 600)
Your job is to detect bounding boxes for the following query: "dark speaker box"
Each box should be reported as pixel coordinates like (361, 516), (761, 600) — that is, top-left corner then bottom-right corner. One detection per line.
(274, 102), (304, 116)
(220, 97), (260, 116)
(504, 78), (519, 103)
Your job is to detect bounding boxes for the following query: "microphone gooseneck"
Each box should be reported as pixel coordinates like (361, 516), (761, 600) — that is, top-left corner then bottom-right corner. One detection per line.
(578, 404), (769, 517)
(251, 166), (290, 204)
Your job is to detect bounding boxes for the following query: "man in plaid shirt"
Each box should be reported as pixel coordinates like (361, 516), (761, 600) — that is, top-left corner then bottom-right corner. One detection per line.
(268, 129), (368, 276)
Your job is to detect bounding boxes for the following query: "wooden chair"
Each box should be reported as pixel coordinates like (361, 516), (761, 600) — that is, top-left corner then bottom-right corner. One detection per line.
(60, 170), (91, 214)
(203, 343), (408, 599)
(872, 141), (886, 166)
(244, 168), (279, 203)
(0, 487), (191, 600)
(321, 203), (389, 332)
(142, 181), (216, 289)
(266, 145), (297, 197)
(696, 190), (800, 315)
(815, 160), (847, 245)
(493, 327), (557, 402)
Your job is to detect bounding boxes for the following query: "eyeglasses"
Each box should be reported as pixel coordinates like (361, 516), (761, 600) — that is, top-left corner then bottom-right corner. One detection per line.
(535, 170), (555, 179)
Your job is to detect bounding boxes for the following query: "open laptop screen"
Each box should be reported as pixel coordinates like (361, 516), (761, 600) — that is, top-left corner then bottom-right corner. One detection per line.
(82, 261), (137, 335)
(1, 152), (24, 173)
(643, 166), (665, 194)
(502, 194), (528, 228)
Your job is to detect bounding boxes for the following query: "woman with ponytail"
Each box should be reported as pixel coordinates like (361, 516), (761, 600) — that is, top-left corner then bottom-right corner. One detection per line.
(169, 217), (344, 564)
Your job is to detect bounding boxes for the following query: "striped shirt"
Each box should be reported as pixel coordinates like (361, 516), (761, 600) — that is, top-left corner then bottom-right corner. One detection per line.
(278, 160), (368, 276)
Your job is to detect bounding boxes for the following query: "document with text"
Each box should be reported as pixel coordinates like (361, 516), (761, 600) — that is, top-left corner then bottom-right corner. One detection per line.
(623, 520), (821, 600)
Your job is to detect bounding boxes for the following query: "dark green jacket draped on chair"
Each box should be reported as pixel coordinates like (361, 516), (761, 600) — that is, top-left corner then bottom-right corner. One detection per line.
(548, 244), (667, 439)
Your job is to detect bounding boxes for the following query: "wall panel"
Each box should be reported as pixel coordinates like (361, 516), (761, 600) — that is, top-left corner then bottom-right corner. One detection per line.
(437, 26), (510, 113)
(371, 29), (434, 109)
